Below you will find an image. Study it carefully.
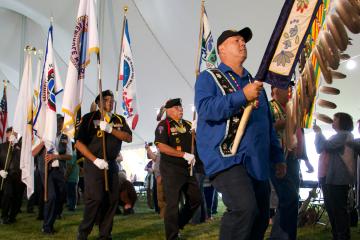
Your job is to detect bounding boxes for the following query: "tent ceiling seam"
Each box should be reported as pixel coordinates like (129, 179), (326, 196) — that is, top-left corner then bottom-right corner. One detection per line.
(131, 0), (193, 91)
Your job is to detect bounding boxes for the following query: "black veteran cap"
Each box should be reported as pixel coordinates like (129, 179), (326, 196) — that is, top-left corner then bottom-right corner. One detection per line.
(164, 98), (182, 109)
(95, 90), (114, 104)
(217, 27), (253, 49)
(57, 113), (64, 120)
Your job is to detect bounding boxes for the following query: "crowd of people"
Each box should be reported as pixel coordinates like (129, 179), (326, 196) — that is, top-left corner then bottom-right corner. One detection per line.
(0, 26), (359, 240)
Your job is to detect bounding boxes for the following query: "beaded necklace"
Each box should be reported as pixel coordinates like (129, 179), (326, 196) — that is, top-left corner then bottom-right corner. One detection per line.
(228, 72), (251, 90)
(228, 72), (260, 109)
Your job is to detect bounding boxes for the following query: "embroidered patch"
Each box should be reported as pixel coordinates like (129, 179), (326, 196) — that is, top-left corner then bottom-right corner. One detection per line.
(157, 126), (164, 134)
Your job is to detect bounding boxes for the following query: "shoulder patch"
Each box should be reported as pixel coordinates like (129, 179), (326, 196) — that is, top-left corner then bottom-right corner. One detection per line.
(157, 125), (164, 135)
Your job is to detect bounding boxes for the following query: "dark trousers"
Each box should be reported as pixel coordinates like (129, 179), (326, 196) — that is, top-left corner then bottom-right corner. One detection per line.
(270, 157), (299, 240)
(322, 183), (350, 240)
(28, 169), (44, 218)
(191, 173), (207, 224)
(204, 185), (216, 217)
(161, 163), (202, 240)
(1, 174), (25, 221)
(78, 169), (119, 240)
(67, 181), (78, 210)
(152, 174), (159, 213)
(41, 168), (66, 232)
(211, 164), (270, 240)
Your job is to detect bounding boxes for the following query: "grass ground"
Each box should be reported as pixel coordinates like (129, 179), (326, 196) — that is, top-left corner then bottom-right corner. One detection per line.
(0, 195), (359, 240)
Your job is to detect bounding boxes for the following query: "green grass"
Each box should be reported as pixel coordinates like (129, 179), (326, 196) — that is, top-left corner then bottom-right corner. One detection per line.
(0, 196), (360, 239)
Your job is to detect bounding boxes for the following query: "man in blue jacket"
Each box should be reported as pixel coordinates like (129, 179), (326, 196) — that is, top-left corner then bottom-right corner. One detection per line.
(195, 27), (286, 240)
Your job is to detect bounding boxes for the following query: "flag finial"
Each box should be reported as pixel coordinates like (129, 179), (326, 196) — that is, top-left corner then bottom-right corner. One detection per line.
(2, 80), (9, 88)
(124, 6), (128, 13)
(24, 45), (37, 54)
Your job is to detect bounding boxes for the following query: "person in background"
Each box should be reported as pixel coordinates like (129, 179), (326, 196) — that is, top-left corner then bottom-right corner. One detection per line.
(268, 85), (300, 240)
(146, 142), (166, 218)
(346, 119), (360, 220)
(145, 143), (160, 213)
(314, 112), (355, 240)
(0, 129), (24, 224)
(65, 142), (79, 211)
(155, 98), (201, 240)
(32, 115), (72, 234)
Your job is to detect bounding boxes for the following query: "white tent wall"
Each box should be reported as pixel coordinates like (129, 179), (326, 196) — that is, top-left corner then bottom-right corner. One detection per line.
(0, 0), (359, 150)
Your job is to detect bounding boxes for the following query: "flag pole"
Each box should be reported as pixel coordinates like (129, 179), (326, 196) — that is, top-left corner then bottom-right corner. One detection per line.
(195, 0), (205, 78)
(114, 6), (128, 114)
(44, 19), (55, 202)
(96, 53), (109, 192)
(0, 145), (12, 191)
(190, 0), (205, 176)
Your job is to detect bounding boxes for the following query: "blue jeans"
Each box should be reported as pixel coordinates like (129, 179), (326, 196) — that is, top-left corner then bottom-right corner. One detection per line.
(270, 155), (299, 240)
(211, 164), (270, 240)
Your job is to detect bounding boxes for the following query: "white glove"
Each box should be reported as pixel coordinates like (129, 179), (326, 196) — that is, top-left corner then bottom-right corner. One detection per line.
(0, 170), (8, 179)
(8, 134), (17, 144)
(51, 160), (59, 167)
(93, 158), (109, 170)
(100, 121), (113, 133)
(191, 119), (197, 131)
(183, 152), (196, 166)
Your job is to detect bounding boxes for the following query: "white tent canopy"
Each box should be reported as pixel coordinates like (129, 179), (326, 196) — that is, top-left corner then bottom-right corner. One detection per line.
(0, 0), (359, 149)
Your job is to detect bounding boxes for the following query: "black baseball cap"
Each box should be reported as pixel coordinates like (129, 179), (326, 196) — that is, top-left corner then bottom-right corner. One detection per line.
(95, 90), (114, 104)
(217, 27), (253, 49)
(164, 98), (182, 109)
(56, 113), (64, 120)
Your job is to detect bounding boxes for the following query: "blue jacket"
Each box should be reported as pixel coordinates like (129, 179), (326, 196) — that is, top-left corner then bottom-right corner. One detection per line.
(194, 63), (284, 180)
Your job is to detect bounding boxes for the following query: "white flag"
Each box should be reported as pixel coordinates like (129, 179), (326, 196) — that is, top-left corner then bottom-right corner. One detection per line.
(33, 25), (63, 150)
(13, 54), (34, 198)
(119, 17), (139, 130)
(62, 0), (99, 138)
(199, 9), (218, 72)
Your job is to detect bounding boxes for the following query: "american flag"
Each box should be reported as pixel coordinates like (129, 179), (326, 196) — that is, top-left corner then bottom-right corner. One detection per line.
(0, 85), (8, 143)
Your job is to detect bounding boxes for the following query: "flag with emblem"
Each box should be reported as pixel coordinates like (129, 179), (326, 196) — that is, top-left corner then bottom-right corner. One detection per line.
(0, 84), (8, 143)
(13, 54), (34, 198)
(198, 6), (218, 74)
(33, 24), (63, 150)
(62, 0), (99, 138)
(119, 16), (139, 130)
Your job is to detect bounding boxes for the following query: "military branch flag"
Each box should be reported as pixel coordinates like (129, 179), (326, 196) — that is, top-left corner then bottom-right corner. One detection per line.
(0, 84), (8, 143)
(198, 7), (218, 73)
(13, 54), (34, 198)
(62, 0), (99, 138)
(119, 17), (139, 130)
(33, 24), (63, 149)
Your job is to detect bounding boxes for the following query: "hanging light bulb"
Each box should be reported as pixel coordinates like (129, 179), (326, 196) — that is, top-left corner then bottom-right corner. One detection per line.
(346, 59), (357, 70)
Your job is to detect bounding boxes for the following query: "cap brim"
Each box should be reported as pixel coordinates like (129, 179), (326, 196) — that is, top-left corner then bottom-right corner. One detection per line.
(238, 27), (252, 43)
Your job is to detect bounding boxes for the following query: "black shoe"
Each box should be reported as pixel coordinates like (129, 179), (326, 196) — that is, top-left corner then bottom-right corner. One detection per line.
(97, 235), (112, 240)
(123, 208), (134, 215)
(1, 218), (10, 225)
(27, 208), (34, 213)
(77, 231), (88, 240)
(42, 228), (56, 235)
(115, 207), (122, 215)
(8, 218), (16, 224)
